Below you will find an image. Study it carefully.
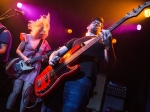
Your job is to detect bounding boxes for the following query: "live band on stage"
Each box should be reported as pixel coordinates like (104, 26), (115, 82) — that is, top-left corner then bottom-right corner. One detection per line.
(0, 1), (150, 112)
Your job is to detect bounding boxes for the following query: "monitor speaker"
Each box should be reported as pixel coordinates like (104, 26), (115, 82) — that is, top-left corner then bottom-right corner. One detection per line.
(102, 95), (125, 112)
(102, 82), (126, 112)
(87, 74), (106, 112)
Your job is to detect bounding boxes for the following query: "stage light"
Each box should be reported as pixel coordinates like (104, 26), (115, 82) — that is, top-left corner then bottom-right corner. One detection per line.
(67, 29), (72, 34)
(137, 24), (141, 30)
(112, 38), (117, 44)
(17, 2), (22, 8)
(144, 9), (150, 17)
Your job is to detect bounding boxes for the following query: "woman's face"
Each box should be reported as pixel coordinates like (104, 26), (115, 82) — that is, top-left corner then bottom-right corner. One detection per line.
(38, 26), (47, 38)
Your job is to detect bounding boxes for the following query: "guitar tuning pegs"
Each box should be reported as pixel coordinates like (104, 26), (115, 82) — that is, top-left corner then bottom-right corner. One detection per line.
(138, 5), (141, 9)
(133, 8), (137, 13)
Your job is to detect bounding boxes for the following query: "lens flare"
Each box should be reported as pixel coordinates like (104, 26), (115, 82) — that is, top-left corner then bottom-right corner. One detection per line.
(17, 2), (22, 8)
(67, 29), (72, 34)
(144, 9), (150, 17)
(137, 24), (141, 30)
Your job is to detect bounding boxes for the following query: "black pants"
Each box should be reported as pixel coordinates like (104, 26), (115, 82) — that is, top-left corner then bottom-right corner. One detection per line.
(0, 62), (13, 99)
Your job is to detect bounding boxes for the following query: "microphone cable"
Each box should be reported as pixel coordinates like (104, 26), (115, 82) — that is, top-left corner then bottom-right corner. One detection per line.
(23, 86), (42, 109)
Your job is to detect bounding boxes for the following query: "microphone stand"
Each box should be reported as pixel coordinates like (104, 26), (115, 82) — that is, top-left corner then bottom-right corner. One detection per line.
(0, 8), (12, 17)
(0, 8), (20, 21)
(0, 13), (20, 20)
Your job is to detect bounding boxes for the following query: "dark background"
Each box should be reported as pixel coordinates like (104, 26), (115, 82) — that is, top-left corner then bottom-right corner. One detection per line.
(0, 0), (150, 111)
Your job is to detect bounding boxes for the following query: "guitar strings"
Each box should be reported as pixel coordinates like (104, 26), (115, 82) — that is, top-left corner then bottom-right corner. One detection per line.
(36, 62), (66, 87)
(36, 36), (101, 90)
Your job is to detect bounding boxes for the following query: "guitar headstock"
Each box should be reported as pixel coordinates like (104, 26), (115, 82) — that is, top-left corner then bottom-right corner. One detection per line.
(126, 1), (150, 18)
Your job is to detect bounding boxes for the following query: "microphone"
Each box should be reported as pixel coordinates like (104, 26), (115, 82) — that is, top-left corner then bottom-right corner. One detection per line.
(14, 9), (25, 15)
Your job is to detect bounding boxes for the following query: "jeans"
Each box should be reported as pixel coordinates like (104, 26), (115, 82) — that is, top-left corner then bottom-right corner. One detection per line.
(41, 76), (93, 112)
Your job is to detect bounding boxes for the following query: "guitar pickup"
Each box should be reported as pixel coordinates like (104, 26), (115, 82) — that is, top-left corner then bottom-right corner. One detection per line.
(14, 63), (21, 71)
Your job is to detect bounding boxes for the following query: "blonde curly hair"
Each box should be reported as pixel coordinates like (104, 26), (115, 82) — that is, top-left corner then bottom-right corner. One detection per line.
(28, 13), (50, 39)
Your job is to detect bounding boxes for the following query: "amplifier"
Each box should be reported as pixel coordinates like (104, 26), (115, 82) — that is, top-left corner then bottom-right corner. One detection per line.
(102, 81), (126, 112)
(106, 82), (126, 98)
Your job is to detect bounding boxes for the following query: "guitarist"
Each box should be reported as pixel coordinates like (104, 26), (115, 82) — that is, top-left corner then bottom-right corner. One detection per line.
(6, 13), (51, 112)
(0, 22), (12, 97)
(41, 17), (116, 112)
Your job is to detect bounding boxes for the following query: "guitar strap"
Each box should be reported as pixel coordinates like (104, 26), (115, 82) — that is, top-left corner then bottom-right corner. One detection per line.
(32, 39), (43, 56)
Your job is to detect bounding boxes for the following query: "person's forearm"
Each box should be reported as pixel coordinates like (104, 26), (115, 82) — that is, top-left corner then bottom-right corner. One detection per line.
(49, 51), (59, 61)
(107, 47), (117, 69)
(16, 49), (26, 60)
(0, 49), (5, 54)
(0, 44), (7, 54)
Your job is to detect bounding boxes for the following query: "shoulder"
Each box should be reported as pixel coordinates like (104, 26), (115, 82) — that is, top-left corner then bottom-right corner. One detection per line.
(42, 39), (49, 45)
(64, 38), (78, 50)
(0, 30), (12, 43)
(41, 39), (51, 51)
(65, 38), (77, 44)
(20, 33), (30, 43)
(1, 30), (11, 38)
(68, 38), (78, 43)
(101, 29), (112, 37)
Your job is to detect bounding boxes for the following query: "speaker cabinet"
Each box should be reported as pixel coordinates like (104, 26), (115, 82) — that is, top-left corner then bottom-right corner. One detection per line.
(102, 82), (126, 112)
(102, 95), (125, 112)
(87, 74), (106, 111)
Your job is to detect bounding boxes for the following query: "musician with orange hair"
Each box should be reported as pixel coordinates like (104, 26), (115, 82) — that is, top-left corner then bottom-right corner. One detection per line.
(6, 13), (51, 112)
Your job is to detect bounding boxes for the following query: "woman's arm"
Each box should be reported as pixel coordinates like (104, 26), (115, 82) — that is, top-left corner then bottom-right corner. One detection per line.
(16, 41), (29, 62)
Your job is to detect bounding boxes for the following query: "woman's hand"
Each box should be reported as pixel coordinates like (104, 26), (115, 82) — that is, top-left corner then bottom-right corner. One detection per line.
(23, 56), (31, 64)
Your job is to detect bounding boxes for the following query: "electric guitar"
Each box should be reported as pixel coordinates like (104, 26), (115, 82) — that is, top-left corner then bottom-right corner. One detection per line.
(34, 1), (150, 98)
(5, 50), (53, 78)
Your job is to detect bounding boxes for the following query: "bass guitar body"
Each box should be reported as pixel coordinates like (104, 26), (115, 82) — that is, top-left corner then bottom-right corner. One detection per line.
(34, 44), (82, 98)
(34, 64), (80, 98)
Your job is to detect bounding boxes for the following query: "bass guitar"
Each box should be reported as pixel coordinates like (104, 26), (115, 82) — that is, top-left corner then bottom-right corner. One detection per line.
(5, 50), (53, 78)
(34, 1), (150, 98)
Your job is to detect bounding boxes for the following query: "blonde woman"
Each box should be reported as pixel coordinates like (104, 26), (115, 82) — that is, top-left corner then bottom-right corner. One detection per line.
(6, 13), (51, 112)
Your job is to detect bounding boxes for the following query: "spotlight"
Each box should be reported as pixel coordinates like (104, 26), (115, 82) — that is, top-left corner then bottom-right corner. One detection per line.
(17, 2), (22, 8)
(112, 38), (117, 44)
(137, 24), (141, 30)
(67, 29), (72, 34)
(144, 9), (150, 17)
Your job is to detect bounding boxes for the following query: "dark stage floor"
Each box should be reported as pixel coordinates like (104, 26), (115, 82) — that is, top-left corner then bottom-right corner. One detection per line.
(0, 97), (42, 112)
(0, 78), (42, 112)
